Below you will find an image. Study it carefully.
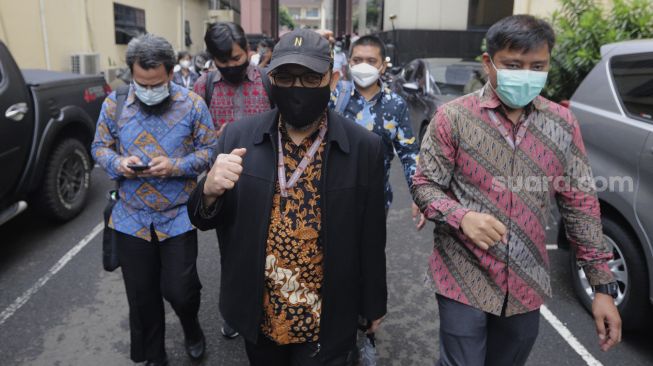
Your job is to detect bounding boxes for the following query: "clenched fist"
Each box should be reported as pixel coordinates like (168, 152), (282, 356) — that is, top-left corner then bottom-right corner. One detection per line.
(203, 148), (247, 206)
(460, 211), (507, 250)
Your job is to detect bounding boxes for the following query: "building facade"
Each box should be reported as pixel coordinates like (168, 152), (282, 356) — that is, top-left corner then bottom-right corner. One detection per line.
(0, 0), (279, 78)
(376, 0), (614, 64)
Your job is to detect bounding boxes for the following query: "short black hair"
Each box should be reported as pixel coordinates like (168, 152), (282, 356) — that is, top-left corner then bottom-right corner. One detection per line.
(177, 50), (191, 62)
(126, 34), (176, 74)
(486, 15), (555, 57)
(204, 22), (248, 62)
(351, 35), (386, 59)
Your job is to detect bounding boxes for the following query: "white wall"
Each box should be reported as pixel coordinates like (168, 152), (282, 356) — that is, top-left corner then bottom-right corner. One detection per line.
(383, 0), (469, 31)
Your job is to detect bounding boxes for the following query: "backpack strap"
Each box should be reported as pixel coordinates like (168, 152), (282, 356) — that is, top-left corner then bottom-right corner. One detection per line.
(335, 81), (353, 115)
(257, 66), (275, 108)
(113, 85), (130, 124)
(204, 71), (217, 107)
(111, 85), (129, 187)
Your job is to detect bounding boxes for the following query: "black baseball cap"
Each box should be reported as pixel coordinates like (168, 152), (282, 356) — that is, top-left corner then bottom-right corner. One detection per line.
(268, 29), (332, 74)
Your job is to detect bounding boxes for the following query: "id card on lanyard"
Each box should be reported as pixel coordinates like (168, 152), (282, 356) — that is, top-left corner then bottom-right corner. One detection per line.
(277, 124), (328, 198)
(487, 110), (531, 150)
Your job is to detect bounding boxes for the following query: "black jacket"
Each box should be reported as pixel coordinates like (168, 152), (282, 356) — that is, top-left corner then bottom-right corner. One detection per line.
(187, 109), (387, 360)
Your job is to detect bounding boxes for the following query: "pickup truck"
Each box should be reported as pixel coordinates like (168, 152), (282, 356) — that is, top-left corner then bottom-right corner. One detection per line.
(0, 41), (107, 225)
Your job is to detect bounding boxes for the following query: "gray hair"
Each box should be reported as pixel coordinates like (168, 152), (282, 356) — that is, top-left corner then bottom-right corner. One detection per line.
(125, 34), (176, 73)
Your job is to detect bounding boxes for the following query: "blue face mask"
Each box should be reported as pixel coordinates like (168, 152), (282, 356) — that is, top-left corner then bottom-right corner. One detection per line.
(133, 82), (170, 106)
(490, 59), (548, 109)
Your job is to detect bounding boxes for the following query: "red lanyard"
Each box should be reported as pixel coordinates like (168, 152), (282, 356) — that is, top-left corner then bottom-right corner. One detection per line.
(487, 110), (531, 150)
(277, 124), (327, 198)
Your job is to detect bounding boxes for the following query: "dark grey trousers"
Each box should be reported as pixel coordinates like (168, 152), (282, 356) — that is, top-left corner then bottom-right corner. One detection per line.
(436, 294), (540, 366)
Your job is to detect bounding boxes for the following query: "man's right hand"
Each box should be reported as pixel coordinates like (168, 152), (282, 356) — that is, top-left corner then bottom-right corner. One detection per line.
(203, 148), (247, 205)
(118, 156), (143, 179)
(460, 211), (507, 250)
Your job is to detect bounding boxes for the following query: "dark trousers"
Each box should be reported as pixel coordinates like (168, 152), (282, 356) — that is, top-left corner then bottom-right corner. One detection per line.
(116, 229), (202, 362)
(436, 294), (540, 366)
(245, 334), (354, 366)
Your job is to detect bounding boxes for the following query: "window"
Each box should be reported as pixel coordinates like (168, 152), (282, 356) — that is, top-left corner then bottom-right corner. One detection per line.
(611, 53), (653, 121)
(288, 7), (301, 19)
(467, 0), (514, 30)
(114, 3), (146, 45)
(305, 8), (320, 18)
(185, 20), (192, 47)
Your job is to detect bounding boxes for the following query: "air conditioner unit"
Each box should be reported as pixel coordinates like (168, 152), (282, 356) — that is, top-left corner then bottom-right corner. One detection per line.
(208, 9), (235, 22)
(71, 53), (101, 75)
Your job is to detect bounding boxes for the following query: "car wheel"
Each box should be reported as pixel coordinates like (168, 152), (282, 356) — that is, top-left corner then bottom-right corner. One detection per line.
(569, 216), (651, 330)
(35, 138), (91, 221)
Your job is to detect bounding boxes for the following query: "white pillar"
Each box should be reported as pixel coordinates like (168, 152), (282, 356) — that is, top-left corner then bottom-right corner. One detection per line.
(358, 0), (366, 35)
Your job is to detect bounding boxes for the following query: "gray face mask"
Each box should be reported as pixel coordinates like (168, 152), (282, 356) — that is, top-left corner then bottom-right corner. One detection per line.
(133, 81), (170, 106)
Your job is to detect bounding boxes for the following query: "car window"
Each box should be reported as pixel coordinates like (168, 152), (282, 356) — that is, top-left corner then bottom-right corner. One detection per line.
(611, 53), (653, 122)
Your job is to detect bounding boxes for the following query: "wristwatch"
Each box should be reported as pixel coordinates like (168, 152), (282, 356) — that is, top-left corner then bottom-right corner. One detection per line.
(592, 282), (619, 299)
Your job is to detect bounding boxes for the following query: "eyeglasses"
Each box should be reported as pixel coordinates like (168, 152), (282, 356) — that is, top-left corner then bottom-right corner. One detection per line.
(270, 71), (326, 88)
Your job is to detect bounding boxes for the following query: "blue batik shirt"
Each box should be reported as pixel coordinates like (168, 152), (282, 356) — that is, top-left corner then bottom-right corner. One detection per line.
(330, 80), (419, 209)
(92, 82), (217, 242)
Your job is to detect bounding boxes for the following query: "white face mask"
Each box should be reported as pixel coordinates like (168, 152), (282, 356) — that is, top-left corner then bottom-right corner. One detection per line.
(350, 62), (381, 88)
(179, 60), (192, 69)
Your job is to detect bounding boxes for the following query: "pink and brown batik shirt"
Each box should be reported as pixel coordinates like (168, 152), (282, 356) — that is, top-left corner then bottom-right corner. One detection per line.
(412, 83), (614, 316)
(193, 64), (271, 130)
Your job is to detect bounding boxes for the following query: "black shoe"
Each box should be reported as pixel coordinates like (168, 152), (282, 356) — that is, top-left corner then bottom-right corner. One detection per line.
(144, 356), (168, 366)
(221, 323), (239, 339)
(185, 328), (206, 361)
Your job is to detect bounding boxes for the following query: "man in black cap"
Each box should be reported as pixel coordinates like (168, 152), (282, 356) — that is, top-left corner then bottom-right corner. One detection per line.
(187, 28), (387, 365)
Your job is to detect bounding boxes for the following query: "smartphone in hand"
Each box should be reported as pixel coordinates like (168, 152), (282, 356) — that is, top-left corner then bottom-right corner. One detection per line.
(127, 163), (149, 172)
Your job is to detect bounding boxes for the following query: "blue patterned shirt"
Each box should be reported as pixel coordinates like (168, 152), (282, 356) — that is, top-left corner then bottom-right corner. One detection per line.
(92, 82), (217, 241)
(330, 81), (418, 208)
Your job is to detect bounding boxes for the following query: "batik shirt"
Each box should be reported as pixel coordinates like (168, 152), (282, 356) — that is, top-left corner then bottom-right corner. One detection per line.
(261, 117), (326, 345)
(412, 83), (614, 316)
(193, 64), (271, 130)
(330, 81), (418, 208)
(92, 83), (217, 242)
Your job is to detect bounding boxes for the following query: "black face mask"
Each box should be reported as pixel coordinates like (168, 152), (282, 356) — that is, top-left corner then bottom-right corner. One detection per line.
(217, 61), (249, 85)
(270, 85), (331, 129)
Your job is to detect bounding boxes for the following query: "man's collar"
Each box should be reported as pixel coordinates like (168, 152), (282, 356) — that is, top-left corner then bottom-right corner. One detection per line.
(478, 82), (546, 112)
(254, 109), (350, 154)
(352, 80), (386, 102)
(212, 62), (259, 84)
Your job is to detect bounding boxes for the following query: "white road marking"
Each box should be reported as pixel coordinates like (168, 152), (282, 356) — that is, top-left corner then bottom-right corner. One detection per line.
(0, 222), (104, 327)
(546, 244), (559, 250)
(540, 305), (603, 366)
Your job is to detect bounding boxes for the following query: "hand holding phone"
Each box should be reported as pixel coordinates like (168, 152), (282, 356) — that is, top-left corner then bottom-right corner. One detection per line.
(127, 163), (149, 172)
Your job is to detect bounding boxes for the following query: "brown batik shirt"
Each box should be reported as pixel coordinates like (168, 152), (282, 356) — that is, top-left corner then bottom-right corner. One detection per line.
(261, 117), (327, 345)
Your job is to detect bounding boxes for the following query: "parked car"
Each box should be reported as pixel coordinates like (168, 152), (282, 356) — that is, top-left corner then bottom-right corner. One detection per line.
(391, 58), (484, 144)
(563, 39), (653, 330)
(0, 41), (107, 225)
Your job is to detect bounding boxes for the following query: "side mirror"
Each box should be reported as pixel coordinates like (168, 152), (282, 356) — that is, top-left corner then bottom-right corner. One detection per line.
(403, 82), (419, 94)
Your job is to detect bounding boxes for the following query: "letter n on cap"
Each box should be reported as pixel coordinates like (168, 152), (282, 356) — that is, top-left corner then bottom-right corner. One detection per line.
(294, 37), (303, 47)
